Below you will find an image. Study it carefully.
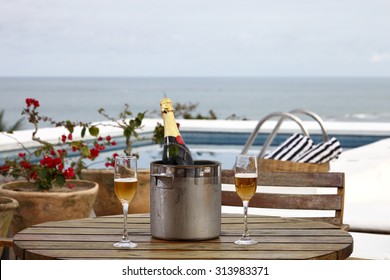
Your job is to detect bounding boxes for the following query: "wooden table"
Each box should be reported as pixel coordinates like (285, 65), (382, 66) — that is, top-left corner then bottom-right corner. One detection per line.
(13, 213), (353, 260)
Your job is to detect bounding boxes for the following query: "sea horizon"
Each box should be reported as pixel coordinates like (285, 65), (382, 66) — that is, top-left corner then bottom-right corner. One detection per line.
(1, 76), (390, 131)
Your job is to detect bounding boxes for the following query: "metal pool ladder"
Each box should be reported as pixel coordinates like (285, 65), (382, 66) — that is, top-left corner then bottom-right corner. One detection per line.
(240, 109), (329, 159)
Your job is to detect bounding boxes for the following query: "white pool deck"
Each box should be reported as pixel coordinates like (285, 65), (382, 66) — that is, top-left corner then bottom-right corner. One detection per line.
(1, 119), (390, 259)
(330, 139), (390, 260)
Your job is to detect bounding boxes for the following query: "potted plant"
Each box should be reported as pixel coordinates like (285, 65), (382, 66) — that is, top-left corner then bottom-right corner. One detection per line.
(0, 98), (106, 234)
(81, 104), (155, 216)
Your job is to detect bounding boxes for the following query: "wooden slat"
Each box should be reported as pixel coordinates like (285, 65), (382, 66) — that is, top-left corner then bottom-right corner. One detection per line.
(15, 226), (351, 242)
(258, 172), (344, 188)
(254, 193), (342, 210)
(222, 191), (342, 210)
(25, 249), (340, 260)
(14, 240), (352, 252)
(221, 170), (345, 187)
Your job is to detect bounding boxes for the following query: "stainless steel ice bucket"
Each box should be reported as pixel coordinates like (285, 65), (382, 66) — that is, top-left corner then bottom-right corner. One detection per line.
(150, 160), (221, 240)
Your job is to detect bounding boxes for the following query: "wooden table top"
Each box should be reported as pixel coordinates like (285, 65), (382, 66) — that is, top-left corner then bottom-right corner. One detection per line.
(13, 213), (353, 260)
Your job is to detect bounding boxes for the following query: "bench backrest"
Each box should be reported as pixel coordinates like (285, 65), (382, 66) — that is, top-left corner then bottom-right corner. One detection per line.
(221, 170), (346, 226)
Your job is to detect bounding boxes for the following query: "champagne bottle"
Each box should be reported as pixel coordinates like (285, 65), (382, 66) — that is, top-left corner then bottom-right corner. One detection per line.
(160, 98), (194, 165)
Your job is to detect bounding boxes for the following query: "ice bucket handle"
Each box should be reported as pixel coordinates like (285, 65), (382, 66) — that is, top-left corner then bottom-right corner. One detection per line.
(150, 173), (174, 189)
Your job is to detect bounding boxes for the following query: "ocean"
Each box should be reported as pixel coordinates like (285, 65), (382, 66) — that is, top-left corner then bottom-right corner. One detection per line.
(1, 77), (390, 130)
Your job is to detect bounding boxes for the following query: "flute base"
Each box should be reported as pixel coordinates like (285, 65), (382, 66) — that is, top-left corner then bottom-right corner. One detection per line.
(113, 240), (137, 248)
(234, 236), (257, 245)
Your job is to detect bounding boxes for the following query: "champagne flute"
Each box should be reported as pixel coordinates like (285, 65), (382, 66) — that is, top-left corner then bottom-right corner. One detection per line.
(234, 154), (258, 245)
(113, 155), (138, 248)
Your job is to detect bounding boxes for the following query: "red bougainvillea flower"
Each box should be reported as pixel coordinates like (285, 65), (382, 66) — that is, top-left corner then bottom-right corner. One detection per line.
(111, 141), (117, 146)
(63, 167), (75, 179)
(57, 149), (67, 157)
(61, 134), (67, 143)
(30, 171), (38, 180)
(39, 155), (63, 169)
(0, 165), (10, 172)
(53, 157), (62, 167)
(25, 98), (40, 108)
(68, 133), (73, 140)
(40, 155), (53, 168)
(94, 143), (105, 151)
(89, 148), (99, 159)
(18, 152), (26, 158)
(68, 183), (75, 189)
(104, 153), (119, 168)
(20, 160), (32, 169)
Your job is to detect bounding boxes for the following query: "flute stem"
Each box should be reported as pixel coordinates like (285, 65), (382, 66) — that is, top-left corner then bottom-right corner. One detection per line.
(242, 200), (249, 238)
(234, 200), (256, 245)
(122, 202), (129, 242)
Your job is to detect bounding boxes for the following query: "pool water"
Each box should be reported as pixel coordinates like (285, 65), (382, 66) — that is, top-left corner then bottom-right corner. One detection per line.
(88, 144), (260, 170)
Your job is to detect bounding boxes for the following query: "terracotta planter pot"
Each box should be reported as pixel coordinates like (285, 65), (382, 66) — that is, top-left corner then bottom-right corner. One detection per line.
(81, 169), (150, 216)
(0, 196), (19, 256)
(0, 180), (98, 234)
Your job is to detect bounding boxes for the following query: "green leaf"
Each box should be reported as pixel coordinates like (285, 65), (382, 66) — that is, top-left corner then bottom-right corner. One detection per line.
(82, 146), (90, 157)
(36, 149), (44, 157)
(88, 126), (99, 136)
(81, 126), (86, 138)
(38, 168), (48, 178)
(55, 174), (66, 186)
(153, 123), (164, 144)
(65, 120), (74, 133)
(135, 117), (142, 127)
(137, 112), (145, 121)
(123, 127), (131, 138)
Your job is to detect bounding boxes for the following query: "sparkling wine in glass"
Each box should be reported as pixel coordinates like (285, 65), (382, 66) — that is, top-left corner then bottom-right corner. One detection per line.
(113, 156), (138, 248)
(234, 154), (258, 245)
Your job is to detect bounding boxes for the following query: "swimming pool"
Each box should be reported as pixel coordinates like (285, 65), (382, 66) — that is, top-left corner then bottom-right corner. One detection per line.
(85, 127), (389, 170)
(88, 143), (255, 170)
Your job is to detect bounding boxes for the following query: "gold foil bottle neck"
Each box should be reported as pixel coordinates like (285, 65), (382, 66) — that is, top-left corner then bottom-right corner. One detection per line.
(160, 98), (174, 113)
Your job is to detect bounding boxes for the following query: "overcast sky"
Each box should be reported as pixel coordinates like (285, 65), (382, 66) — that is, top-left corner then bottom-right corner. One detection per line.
(0, 0), (389, 77)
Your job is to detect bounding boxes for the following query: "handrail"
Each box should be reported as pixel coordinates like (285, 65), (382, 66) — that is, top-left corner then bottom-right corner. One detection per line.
(257, 109), (329, 159)
(240, 112), (309, 156)
(289, 109), (328, 142)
